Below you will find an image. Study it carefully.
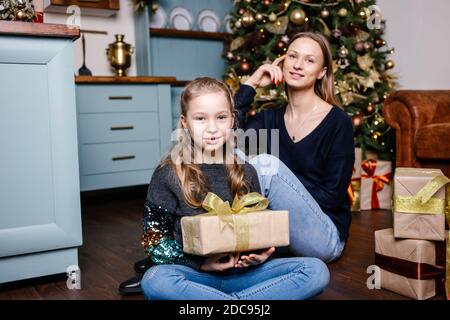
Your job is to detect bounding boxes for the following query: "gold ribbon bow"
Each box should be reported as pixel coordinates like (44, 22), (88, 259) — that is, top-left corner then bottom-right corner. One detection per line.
(199, 192), (269, 252)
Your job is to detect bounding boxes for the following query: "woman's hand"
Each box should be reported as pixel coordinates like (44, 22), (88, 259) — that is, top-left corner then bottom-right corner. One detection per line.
(244, 56), (285, 89)
(235, 247), (276, 269)
(200, 252), (240, 272)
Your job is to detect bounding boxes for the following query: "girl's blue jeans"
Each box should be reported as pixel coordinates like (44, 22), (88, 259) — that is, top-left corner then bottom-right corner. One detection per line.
(141, 257), (329, 300)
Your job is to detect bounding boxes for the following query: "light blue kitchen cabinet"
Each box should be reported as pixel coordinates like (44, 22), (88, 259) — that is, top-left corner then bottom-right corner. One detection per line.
(75, 77), (175, 191)
(0, 22), (83, 283)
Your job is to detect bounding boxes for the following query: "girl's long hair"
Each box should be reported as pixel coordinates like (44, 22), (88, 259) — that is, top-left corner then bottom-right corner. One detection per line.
(285, 32), (341, 108)
(157, 77), (251, 208)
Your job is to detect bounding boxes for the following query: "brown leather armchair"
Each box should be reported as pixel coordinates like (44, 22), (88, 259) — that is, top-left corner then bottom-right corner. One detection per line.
(383, 90), (450, 177)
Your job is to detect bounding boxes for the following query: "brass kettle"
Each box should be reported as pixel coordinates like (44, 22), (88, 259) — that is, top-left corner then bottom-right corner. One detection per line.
(106, 34), (134, 77)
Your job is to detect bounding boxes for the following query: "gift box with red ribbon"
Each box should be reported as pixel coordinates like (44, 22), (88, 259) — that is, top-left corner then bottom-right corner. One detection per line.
(348, 148), (362, 212)
(375, 228), (448, 300)
(361, 159), (393, 210)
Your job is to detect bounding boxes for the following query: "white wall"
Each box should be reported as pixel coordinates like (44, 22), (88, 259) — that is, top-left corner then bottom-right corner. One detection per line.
(378, 0), (450, 89)
(44, 0), (137, 76)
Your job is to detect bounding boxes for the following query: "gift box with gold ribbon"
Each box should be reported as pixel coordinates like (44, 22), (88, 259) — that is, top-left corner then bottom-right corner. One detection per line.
(393, 168), (449, 241)
(375, 228), (448, 300)
(361, 159), (393, 210)
(180, 192), (290, 256)
(348, 148), (362, 212)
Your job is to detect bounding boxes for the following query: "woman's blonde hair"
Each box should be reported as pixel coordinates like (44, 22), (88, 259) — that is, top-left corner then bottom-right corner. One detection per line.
(157, 77), (251, 208)
(285, 32), (341, 108)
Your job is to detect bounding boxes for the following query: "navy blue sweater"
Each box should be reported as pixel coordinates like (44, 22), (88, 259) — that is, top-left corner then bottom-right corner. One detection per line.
(234, 85), (355, 241)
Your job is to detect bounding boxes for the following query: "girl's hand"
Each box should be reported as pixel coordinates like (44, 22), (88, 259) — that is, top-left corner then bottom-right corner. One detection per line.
(235, 247), (276, 268)
(200, 252), (240, 272)
(244, 56), (285, 89)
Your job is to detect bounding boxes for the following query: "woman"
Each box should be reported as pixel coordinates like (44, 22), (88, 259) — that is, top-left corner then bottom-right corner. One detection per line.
(234, 32), (355, 263)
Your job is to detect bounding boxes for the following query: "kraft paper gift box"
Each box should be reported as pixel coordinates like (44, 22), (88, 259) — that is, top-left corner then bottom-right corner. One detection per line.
(361, 159), (393, 210)
(375, 228), (447, 300)
(181, 192), (289, 256)
(393, 167), (449, 241)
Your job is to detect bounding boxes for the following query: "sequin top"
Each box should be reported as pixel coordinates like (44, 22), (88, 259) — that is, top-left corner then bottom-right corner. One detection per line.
(141, 161), (262, 270)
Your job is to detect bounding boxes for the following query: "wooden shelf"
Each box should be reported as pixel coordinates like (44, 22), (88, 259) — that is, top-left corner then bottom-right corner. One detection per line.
(75, 76), (177, 84)
(0, 21), (79, 39)
(150, 28), (229, 41)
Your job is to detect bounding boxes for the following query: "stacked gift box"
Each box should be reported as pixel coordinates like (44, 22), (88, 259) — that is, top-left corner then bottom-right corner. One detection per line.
(374, 167), (450, 300)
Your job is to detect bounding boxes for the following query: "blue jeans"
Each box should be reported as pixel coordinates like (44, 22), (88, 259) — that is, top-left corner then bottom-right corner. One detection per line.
(237, 150), (345, 262)
(141, 257), (329, 300)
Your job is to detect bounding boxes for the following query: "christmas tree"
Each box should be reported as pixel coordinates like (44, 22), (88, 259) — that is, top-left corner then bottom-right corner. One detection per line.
(224, 0), (397, 160)
(0, 0), (36, 21)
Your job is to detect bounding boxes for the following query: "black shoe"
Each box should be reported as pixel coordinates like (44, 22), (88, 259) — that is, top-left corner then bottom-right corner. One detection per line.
(134, 257), (153, 275)
(119, 276), (142, 295)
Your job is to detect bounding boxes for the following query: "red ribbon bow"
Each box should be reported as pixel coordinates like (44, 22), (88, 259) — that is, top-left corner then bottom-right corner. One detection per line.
(361, 159), (392, 209)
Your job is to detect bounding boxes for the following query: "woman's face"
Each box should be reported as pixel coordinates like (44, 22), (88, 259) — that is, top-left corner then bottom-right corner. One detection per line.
(282, 37), (327, 90)
(180, 92), (234, 157)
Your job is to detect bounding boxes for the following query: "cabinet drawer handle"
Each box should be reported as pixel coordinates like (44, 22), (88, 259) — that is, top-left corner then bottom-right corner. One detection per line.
(110, 126), (134, 131)
(112, 155), (135, 161)
(109, 96), (133, 100)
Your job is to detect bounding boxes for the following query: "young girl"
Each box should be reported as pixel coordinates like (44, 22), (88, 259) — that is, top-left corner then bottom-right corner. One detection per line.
(139, 77), (329, 300)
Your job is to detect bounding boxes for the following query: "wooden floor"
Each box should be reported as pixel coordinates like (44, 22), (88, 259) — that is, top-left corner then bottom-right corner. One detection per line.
(0, 186), (442, 300)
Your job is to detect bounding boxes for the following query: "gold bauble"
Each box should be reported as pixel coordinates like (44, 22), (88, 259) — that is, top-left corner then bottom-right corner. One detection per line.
(289, 8), (307, 25)
(268, 12), (277, 22)
(358, 8), (370, 21)
(16, 10), (26, 21)
(338, 8), (348, 17)
(241, 11), (256, 28)
(320, 9), (330, 19)
(385, 60), (395, 69)
(338, 46), (349, 58)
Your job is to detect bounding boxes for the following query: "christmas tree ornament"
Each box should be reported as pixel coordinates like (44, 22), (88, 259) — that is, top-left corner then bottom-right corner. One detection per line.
(358, 7), (370, 21)
(338, 45), (349, 58)
(265, 15), (289, 34)
(255, 13), (264, 22)
(240, 60), (251, 74)
(289, 8), (307, 25)
(235, 19), (242, 28)
(331, 28), (342, 39)
(226, 52), (234, 60)
(352, 114), (363, 128)
(385, 60), (395, 70)
(274, 40), (287, 55)
(354, 42), (365, 54)
(320, 9), (330, 19)
(338, 8), (348, 17)
(241, 11), (256, 28)
(268, 12), (277, 22)
(366, 104), (374, 114)
(363, 41), (372, 51)
(262, 0), (272, 6)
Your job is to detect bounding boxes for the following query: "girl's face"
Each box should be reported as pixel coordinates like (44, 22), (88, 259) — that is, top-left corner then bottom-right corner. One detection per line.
(180, 92), (234, 158)
(282, 37), (327, 90)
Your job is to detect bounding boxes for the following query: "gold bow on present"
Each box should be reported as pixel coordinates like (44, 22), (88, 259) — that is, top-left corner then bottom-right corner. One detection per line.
(198, 192), (269, 252)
